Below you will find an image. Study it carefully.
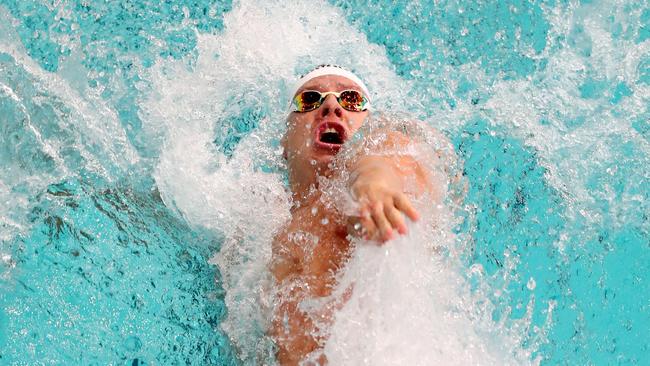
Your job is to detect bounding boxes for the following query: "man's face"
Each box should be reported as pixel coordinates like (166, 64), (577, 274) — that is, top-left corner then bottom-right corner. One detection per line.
(283, 75), (369, 189)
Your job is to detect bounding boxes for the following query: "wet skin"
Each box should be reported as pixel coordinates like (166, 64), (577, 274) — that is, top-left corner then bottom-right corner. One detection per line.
(272, 75), (435, 365)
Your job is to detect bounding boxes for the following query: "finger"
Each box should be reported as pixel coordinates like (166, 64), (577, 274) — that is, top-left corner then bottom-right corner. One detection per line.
(385, 204), (407, 235)
(394, 193), (420, 221)
(371, 201), (393, 242)
(359, 207), (377, 240)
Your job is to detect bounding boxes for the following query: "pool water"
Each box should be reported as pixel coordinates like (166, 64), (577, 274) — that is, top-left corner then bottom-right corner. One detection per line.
(1, 0), (648, 365)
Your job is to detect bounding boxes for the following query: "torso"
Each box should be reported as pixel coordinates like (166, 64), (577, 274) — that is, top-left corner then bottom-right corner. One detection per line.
(272, 194), (351, 297)
(270, 193), (353, 365)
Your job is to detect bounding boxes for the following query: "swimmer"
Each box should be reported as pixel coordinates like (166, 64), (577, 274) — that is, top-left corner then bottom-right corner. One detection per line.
(271, 65), (455, 365)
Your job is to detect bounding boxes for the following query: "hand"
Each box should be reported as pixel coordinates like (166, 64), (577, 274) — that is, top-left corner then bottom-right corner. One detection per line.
(347, 158), (420, 243)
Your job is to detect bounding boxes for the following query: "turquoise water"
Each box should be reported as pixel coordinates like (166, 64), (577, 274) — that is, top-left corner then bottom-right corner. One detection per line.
(1, 0), (648, 365)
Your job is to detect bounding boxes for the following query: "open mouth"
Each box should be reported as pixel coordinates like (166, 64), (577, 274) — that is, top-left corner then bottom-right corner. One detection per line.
(314, 122), (347, 151)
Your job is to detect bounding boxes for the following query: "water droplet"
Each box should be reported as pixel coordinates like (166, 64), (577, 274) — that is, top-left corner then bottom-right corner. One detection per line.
(311, 207), (318, 215)
(469, 263), (484, 276)
(353, 223), (361, 231)
(320, 218), (329, 225)
(310, 160), (317, 166)
(527, 277), (536, 290)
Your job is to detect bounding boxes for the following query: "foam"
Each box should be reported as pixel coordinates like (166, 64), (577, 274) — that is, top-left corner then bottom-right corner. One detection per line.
(323, 223), (520, 365)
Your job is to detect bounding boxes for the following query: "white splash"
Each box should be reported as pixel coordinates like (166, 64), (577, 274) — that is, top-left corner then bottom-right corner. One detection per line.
(437, 0), (649, 239)
(146, 0), (536, 364)
(0, 6), (138, 246)
(323, 224), (525, 365)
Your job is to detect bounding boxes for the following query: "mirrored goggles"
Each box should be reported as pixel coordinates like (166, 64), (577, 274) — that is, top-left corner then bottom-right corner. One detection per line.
(292, 89), (369, 113)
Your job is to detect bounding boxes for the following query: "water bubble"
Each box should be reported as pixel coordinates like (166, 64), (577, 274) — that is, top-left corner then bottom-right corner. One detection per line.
(353, 223), (361, 231)
(123, 335), (142, 352)
(469, 263), (484, 276)
(310, 160), (317, 166)
(527, 277), (536, 290)
(311, 207), (318, 215)
(320, 218), (329, 225)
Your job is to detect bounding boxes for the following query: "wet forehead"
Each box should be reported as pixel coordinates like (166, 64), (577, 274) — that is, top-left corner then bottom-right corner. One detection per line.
(297, 75), (362, 94)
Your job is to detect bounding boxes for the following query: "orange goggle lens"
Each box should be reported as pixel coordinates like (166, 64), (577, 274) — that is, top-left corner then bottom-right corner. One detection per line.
(292, 90), (368, 112)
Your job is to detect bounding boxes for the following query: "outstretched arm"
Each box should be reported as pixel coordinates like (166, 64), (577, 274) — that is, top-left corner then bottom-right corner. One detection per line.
(347, 126), (454, 242)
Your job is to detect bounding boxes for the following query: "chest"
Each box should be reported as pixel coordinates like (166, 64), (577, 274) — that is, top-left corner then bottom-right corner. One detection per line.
(274, 201), (351, 292)
(288, 201), (347, 239)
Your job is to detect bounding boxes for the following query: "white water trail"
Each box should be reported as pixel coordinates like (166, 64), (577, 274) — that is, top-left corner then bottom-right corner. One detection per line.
(0, 5), (138, 254)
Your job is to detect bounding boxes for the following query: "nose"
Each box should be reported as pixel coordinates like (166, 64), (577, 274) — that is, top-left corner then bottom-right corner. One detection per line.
(319, 94), (342, 118)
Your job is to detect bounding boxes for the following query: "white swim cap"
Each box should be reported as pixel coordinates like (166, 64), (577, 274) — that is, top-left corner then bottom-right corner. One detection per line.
(289, 64), (371, 102)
